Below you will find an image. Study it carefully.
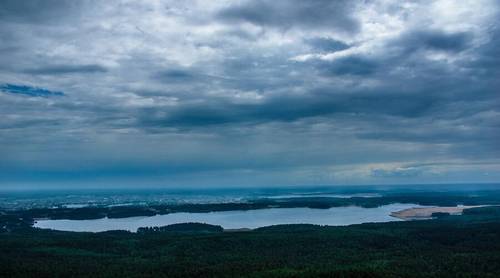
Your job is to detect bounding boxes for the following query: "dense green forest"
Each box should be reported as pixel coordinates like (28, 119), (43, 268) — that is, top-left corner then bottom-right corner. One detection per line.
(1, 206), (500, 277)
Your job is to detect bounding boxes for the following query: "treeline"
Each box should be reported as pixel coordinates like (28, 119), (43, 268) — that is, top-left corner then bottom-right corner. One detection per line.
(3, 190), (500, 223)
(0, 215), (33, 233)
(137, 223), (223, 234)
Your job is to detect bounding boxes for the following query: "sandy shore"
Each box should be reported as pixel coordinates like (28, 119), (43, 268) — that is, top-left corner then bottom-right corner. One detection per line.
(390, 206), (483, 220)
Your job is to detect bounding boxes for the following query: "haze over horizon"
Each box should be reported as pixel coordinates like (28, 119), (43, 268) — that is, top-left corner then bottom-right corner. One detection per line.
(1, 0), (499, 189)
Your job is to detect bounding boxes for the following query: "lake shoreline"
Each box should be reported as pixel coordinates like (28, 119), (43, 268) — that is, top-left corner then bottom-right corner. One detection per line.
(33, 203), (418, 232)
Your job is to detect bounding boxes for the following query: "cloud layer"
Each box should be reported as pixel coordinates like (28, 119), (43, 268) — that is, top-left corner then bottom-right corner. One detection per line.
(0, 0), (499, 188)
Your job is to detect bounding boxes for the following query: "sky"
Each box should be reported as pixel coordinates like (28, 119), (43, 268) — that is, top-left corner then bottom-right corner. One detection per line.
(0, 0), (499, 189)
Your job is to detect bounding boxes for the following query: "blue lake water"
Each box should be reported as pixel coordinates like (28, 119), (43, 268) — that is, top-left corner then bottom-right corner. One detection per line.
(34, 203), (421, 232)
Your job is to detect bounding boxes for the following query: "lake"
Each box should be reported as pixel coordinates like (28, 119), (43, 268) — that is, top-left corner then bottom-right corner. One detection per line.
(34, 203), (421, 232)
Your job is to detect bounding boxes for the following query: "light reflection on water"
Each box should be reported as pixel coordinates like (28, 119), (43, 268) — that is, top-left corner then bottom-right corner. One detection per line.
(34, 203), (421, 232)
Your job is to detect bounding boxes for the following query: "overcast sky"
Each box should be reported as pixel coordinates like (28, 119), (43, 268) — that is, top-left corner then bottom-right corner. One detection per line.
(0, 0), (499, 189)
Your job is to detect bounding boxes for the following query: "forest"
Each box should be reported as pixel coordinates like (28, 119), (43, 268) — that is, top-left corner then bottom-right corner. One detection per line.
(1, 206), (500, 277)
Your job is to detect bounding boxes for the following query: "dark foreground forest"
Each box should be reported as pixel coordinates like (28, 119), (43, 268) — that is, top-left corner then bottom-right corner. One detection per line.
(1, 206), (500, 278)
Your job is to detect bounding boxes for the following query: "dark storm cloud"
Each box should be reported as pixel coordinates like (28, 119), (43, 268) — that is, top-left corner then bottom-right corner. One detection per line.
(303, 29), (474, 78)
(0, 0), (87, 24)
(464, 26), (500, 75)
(217, 0), (360, 33)
(395, 29), (472, 54)
(155, 69), (196, 83)
(419, 31), (470, 51)
(315, 56), (379, 76)
(137, 89), (439, 128)
(0, 84), (64, 97)
(131, 21), (497, 152)
(24, 64), (107, 75)
(305, 37), (351, 53)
